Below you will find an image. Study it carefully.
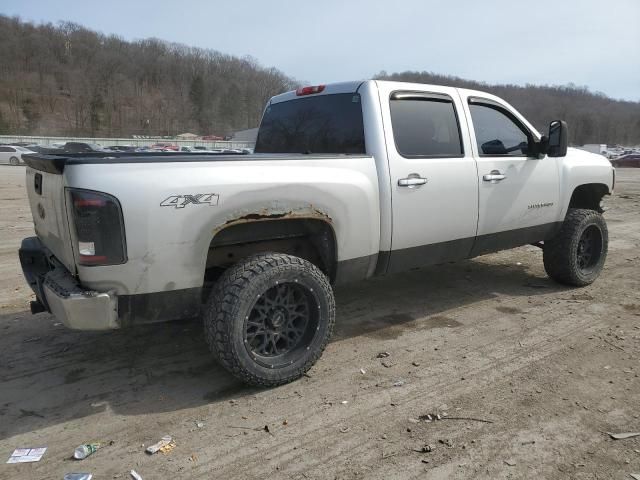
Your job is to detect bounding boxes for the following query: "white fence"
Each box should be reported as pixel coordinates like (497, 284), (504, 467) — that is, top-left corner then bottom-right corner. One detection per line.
(0, 135), (255, 150)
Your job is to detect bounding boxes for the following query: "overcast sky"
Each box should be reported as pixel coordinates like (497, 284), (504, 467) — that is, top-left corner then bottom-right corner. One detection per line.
(3, 0), (639, 101)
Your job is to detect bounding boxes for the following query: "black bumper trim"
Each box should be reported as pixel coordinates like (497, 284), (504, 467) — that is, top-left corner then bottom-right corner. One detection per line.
(118, 288), (202, 327)
(19, 236), (52, 311)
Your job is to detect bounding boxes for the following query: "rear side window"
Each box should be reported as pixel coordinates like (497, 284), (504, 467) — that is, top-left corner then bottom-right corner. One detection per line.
(469, 103), (530, 156)
(255, 93), (365, 154)
(389, 94), (463, 157)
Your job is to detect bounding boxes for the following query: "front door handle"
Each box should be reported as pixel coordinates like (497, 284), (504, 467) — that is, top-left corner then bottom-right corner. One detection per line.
(398, 174), (428, 188)
(483, 170), (506, 182)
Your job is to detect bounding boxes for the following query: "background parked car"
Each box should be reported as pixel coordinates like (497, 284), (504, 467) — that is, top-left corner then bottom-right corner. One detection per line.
(610, 154), (640, 167)
(0, 145), (34, 165)
(150, 142), (178, 151)
(180, 146), (219, 153)
(105, 145), (137, 152)
(62, 142), (107, 153)
(26, 145), (62, 154)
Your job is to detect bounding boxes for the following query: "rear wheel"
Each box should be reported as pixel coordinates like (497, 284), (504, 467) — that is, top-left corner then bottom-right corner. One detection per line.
(9, 156), (20, 166)
(543, 208), (608, 286)
(203, 253), (335, 387)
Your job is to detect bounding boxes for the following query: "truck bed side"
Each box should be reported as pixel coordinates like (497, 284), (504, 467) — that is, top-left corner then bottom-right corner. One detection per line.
(56, 155), (380, 299)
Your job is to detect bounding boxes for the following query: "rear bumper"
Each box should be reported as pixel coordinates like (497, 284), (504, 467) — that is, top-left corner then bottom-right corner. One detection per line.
(19, 237), (119, 330)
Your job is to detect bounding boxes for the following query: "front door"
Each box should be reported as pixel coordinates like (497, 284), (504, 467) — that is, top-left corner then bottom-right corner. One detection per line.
(460, 94), (561, 256)
(376, 83), (479, 273)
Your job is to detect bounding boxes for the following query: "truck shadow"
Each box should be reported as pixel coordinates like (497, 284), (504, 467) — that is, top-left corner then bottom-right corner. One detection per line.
(0, 256), (567, 440)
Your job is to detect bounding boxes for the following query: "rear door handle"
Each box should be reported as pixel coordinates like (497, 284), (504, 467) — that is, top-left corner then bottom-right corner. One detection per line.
(483, 170), (506, 182)
(398, 174), (428, 188)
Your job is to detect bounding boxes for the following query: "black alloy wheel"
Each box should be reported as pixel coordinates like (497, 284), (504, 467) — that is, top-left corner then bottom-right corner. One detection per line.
(244, 282), (319, 368)
(576, 224), (603, 274)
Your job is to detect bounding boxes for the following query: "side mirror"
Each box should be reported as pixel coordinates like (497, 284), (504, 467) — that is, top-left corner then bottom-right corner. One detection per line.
(547, 120), (568, 157)
(480, 139), (508, 155)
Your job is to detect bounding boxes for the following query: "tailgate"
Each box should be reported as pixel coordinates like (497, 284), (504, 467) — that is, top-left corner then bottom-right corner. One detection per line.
(25, 167), (76, 273)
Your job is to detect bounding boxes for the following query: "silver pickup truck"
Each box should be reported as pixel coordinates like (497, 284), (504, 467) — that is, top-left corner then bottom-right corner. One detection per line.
(20, 80), (615, 386)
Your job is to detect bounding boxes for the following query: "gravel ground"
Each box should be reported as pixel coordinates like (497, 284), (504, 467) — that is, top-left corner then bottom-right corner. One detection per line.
(0, 166), (638, 479)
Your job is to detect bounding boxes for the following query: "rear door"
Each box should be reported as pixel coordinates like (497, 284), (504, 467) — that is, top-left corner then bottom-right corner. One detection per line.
(376, 83), (479, 273)
(459, 93), (561, 255)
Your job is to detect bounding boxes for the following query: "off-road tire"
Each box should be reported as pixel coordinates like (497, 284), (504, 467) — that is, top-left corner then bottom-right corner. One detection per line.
(9, 157), (20, 166)
(543, 208), (608, 286)
(203, 253), (335, 387)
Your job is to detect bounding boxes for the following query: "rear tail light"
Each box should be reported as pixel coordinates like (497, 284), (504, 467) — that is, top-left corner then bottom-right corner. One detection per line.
(296, 85), (325, 96)
(68, 189), (126, 266)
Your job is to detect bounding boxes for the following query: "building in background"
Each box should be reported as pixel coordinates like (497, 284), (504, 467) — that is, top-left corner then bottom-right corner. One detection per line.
(176, 133), (200, 140)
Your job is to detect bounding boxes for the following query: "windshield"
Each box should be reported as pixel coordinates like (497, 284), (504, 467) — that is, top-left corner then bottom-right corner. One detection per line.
(255, 93), (365, 154)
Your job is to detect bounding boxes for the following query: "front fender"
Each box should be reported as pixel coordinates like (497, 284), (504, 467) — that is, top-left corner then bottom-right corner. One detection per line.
(559, 148), (614, 218)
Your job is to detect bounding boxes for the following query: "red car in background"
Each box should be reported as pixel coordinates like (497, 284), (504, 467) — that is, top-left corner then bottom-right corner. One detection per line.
(150, 142), (179, 151)
(610, 154), (640, 167)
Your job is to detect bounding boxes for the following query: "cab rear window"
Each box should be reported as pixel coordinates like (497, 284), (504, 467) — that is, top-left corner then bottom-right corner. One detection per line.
(255, 93), (365, 154)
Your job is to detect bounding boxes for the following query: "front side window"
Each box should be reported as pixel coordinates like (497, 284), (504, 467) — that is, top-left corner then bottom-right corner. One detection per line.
(469, 103), (530, 156)
(389, 95), (463, 157)
(255, 93), (365, 154)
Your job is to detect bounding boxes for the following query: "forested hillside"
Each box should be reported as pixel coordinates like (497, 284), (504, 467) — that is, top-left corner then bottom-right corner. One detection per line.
(0, 15), (295, 137)
(1, 15), (638, 145)
(376, 71), (640, 146)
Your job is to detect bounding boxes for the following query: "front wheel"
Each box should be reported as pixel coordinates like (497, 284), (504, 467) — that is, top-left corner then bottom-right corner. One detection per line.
(543, 208), (608, 286)
(9, 157), (20, 166)
(203, 253), (335, 387)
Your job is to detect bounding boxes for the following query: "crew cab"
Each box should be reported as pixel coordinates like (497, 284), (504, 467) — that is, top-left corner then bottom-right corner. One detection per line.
(19, 80), (615, 386)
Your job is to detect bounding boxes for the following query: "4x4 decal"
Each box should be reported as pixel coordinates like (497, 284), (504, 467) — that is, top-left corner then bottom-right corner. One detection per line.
(160, 193), (219, 209)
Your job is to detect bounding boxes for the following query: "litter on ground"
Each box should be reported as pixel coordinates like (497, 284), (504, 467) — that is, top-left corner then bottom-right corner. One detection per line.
(608, 432), (640, 440)
(130, 470), (143, 480)
(63, 474), (93, 480)
(145, 436), (173, 454)
(6, 447), (46, 463)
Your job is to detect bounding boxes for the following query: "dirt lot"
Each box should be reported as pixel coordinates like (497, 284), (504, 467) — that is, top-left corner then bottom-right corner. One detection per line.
(0, 166), (638, 480)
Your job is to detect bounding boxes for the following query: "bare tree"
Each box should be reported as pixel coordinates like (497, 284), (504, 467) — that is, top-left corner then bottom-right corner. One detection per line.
(0, 15), (296, 137)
